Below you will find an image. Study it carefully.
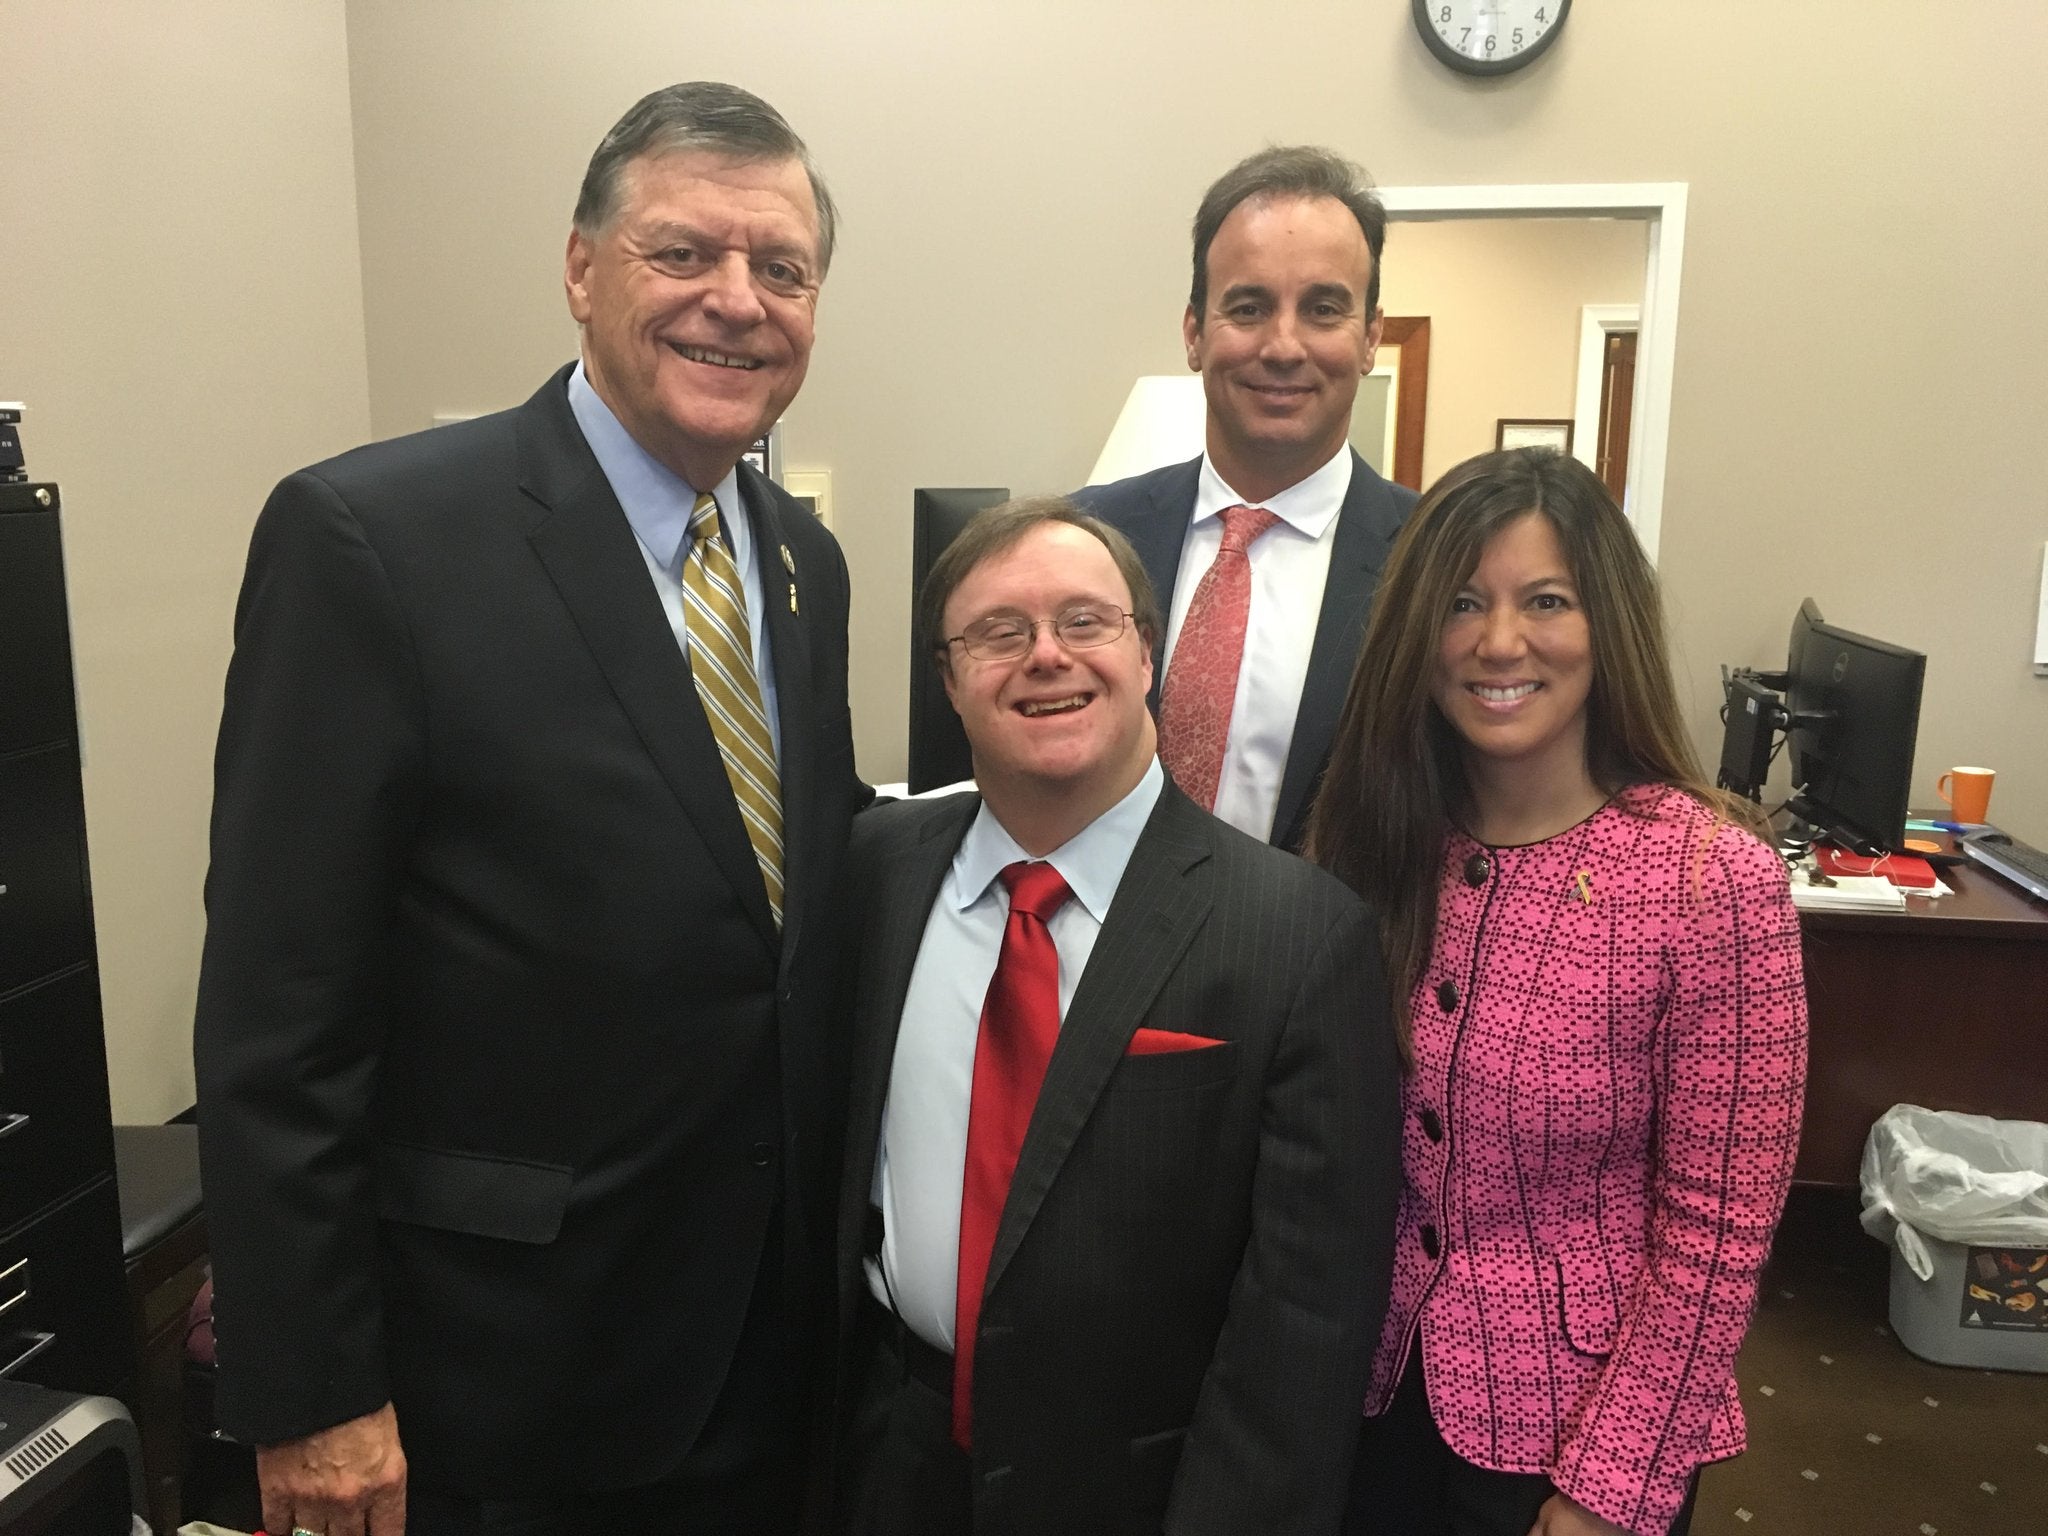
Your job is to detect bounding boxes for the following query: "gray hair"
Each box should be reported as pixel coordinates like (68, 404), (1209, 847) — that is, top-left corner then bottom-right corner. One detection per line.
(572, 81), (839, 274)
(1189, 145), (1385, 321)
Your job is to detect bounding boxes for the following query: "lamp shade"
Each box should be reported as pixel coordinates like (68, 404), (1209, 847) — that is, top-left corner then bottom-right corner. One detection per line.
(1086, 375), (1208, 487)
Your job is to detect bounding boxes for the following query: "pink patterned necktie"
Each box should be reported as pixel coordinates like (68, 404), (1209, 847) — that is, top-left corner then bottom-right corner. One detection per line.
(1157, 504), (1281, 810)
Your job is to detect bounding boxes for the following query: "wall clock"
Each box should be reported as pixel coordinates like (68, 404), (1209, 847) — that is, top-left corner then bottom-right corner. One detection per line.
(1412, 0), (1571, 77)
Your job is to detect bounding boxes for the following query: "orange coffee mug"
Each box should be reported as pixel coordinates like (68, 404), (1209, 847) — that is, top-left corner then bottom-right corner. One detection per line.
(1937, 766), (1995, 825)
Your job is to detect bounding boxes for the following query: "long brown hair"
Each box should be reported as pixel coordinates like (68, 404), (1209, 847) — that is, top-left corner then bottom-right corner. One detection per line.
(1305, 448), (1750, 1052)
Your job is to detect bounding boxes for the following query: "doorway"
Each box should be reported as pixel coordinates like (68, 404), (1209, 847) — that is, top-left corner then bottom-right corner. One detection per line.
(1378, 184), (1688, 562)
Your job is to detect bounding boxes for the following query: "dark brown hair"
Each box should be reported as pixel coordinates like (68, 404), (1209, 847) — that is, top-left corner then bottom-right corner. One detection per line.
(919, 496), (1161, 671)
(1305, 448), (1750, 1050)
(1190, 145), (1386, 321)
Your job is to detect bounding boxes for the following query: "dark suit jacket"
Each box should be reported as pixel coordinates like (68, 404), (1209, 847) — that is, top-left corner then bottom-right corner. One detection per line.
(1074, 451), (1416, 852)
(835, 782), (1402, 1535)
(194, 365), (866, 1495)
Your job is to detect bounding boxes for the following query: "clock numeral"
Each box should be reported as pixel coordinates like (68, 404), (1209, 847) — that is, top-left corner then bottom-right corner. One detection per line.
(1420, 0), (1564, 69)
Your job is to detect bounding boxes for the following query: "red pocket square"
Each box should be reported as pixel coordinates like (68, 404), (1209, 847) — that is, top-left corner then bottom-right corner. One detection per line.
(1125, 1028), (1226, 1056)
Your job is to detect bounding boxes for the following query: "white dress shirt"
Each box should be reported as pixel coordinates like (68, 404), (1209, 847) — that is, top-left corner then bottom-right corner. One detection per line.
(565, 362), (781, 759)
(1159, 446), (1352, 841)
(868, 759), (1166, 1352)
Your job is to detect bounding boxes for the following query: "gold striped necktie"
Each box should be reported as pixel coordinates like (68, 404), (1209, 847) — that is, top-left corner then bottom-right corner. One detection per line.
(682, 492), (784, 926)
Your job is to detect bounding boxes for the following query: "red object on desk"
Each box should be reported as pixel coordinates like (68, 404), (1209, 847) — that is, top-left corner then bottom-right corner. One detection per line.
(1815, 845), (1938, 889)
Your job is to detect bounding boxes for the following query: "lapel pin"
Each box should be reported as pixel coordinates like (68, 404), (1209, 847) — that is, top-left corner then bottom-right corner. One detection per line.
(788, 582), (799, 614)
(779, 543), (795, 573)
(1573, 870), (1594, 906)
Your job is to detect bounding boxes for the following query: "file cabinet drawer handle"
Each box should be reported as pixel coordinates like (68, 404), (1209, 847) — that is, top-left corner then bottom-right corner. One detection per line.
(0, 1257), (28, 1319)
(0, 1112), (29, 1143)
(0, 1329), (56, 1378)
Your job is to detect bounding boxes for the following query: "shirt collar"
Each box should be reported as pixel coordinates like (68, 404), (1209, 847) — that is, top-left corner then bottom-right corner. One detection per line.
(567, 360), (742, 571)
(951, 758), (1165, 923)
(1193, 443), (1354, 541)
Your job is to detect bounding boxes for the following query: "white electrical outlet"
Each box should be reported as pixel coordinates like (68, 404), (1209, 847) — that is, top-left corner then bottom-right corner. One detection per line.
(783, 470), (833, 529)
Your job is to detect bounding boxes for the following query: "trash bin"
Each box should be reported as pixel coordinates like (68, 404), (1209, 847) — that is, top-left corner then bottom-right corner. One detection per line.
(1860, 1104), (2048, 1371)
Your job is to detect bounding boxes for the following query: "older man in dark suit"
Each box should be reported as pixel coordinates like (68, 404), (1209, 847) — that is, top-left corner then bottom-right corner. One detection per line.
(195, 82), (865, 1535)
(1076, 146), (1417, 853)
(834, 498), (1401, 1535)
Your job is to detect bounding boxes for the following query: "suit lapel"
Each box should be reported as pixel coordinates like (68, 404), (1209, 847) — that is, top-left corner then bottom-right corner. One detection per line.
(838, 798), (978, 1296)
(1118, 458), (1203, 713)
(1272, 450), (1408, 849)
(984, 783), (1214, 1297)
(743, 467), (817, 959)
(515, 373), (777, 947)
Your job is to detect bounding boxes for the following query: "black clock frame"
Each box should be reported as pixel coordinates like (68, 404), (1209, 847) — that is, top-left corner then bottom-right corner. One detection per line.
(1411, 0), (1571, 78)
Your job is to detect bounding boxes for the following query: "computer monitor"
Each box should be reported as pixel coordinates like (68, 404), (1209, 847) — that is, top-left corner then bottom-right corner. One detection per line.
(1783, 597), (1926, 854)
(907, 487), (1008, 792)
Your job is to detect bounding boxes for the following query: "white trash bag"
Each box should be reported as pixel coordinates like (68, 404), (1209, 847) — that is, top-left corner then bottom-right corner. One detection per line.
(1859, 1104), (2048, 1281)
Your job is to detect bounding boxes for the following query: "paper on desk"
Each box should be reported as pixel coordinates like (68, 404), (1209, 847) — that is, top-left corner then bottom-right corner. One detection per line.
(1788, 872), (1907, 911)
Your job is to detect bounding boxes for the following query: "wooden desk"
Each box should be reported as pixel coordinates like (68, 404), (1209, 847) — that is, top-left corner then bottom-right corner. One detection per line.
(1796, 842), (2048, 1183)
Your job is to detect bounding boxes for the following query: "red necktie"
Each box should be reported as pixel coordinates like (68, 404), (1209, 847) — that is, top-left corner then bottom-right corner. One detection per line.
(1157, 504), (1281, 810)
(952, 859), (1073, 1449)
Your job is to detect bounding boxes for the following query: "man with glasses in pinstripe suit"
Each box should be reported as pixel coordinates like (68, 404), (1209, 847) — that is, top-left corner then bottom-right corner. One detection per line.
(832, 497), (1402, 1535)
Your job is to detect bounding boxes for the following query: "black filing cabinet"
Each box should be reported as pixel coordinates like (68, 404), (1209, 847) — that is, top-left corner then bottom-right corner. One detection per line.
(0, 480), (131, 1396)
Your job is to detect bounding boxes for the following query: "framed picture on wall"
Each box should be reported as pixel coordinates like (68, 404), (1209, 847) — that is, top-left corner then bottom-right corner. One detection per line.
(1496, 418), (1574, 454)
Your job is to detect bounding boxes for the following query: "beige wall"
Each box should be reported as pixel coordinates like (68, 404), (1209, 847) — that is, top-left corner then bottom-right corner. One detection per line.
(1378, 218), (1648, 484)
(9, 2), (2047, 1115)
(342, 0), (2048, 829)
(1, 0), (371, 1120)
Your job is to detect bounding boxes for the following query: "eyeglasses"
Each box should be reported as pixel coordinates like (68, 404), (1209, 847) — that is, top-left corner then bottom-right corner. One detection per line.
(943, 604), (1135, 661)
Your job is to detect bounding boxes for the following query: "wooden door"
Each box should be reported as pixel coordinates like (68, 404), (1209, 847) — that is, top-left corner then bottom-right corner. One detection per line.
(1596, 329), (1637, 504)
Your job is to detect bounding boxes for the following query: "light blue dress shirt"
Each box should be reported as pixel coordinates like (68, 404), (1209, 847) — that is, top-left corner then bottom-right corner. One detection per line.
(868, 758), (1167, 1352)
(566, 362), (781, 759)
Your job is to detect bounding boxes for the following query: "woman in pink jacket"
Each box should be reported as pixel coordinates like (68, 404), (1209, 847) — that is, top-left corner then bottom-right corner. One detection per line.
(1308, 449), (1807, 1536)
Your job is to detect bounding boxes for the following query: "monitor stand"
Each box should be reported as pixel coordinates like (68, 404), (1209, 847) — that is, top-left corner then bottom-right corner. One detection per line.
(1782, 796), (1885, 858)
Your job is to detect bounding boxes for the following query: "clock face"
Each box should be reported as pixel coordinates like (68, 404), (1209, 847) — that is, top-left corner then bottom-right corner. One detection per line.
(1412, 0), (1571, 76)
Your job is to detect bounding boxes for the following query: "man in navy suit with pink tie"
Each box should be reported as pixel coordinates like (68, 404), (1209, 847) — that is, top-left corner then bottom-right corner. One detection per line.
(1076, 145), (1416, 853)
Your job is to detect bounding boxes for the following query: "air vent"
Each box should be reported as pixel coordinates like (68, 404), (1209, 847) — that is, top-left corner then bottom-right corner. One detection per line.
(4, 1422), (70, 1481)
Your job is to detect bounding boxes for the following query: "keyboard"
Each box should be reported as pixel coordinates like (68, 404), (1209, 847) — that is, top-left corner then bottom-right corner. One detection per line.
(1962, 830), (2048, 902)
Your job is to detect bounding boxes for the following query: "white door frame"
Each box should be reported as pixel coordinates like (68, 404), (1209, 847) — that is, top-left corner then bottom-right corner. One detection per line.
(1574, 303), (1641, 477)
(1377, 183), (1687, 564)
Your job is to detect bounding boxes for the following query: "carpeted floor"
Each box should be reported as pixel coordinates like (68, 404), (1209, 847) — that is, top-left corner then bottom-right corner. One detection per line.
(179, 1186), (2045, 1535)
(1692, 1187), (2048, 1536)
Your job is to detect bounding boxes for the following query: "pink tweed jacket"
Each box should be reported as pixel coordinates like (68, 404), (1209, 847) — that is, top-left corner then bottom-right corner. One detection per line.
(1365, 788), (1807, 1535)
